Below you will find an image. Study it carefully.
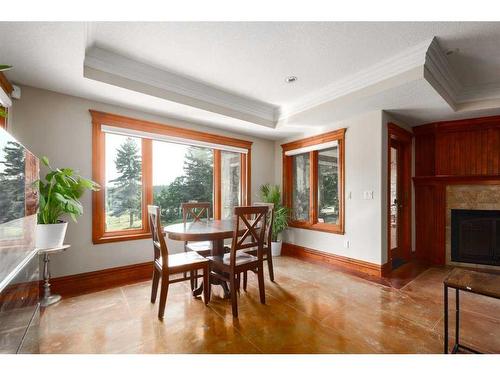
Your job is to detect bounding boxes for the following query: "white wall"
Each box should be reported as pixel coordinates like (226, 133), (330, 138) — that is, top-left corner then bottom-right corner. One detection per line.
(275, 111), (387, 265)
(11, 85), (275, 277)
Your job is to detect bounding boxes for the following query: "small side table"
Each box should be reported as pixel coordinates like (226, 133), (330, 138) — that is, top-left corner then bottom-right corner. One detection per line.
(38, 244), (70, 307)
(443, 268), (500, 354)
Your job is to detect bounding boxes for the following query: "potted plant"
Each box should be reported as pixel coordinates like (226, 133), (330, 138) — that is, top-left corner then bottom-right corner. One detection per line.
(36, 156), (99, 249)
(259, 183), (289, 257)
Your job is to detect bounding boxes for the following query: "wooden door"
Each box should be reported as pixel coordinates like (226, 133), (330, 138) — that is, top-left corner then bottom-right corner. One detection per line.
(387, 124), (413, 270)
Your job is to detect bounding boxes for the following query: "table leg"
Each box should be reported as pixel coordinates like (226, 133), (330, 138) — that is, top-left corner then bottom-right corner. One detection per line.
(454, 288), (460, 353)
(40, 253), (62, 307)
(211, 239), (230, 299)
(192, 239), (230, 298)
(444, 284), (448, 354)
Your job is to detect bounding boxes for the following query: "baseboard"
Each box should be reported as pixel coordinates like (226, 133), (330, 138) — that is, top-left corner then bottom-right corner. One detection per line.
(43, 262), (153, 298)
(282, 242), (390, 278)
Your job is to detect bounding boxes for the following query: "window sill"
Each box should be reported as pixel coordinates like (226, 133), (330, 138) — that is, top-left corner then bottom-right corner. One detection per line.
(93, 232), (151, 244)
(289, 222), (345, 235)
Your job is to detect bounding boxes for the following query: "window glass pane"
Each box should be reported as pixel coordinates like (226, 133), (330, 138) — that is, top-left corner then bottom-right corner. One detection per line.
(390, 146), (398, 249)
(221, 151), (241, 219)
(153, 142), (213, 226)
(292, 153), (310, 221)
(105, 134), (142, 231)
(317, 144), (339, 225)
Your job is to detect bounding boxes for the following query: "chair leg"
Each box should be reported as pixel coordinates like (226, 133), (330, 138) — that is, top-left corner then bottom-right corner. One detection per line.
(230, 273), (238, 318)
(267, 247), (275, 282)
(151, 268), (160, 303)
(257, 263), (266, 304)
(243, 271), (248, 291)
(193, 268), (198, 289)
(190, 269), (197, 291)
(203, 266), (210, 305)
(236, 273), (241, 293)
(158, 276), (169, 320)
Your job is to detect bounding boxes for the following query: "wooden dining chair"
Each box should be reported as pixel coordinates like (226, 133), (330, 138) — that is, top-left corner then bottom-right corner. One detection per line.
(208, 205), (268, 318)
(148, 205), (210, 320)
(242, 202), (275, 291)
(181, 202), (212, 255)
(181, 202), (212, 289)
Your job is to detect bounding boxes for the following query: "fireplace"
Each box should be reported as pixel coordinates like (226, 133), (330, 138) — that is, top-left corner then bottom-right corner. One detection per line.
(451, 209), (500, 266)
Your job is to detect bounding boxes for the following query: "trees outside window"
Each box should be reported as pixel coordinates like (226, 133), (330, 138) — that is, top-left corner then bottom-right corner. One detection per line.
(153, 142), (213, 225)
(105, 135), (142, 231)
(0, 140), (25, 224)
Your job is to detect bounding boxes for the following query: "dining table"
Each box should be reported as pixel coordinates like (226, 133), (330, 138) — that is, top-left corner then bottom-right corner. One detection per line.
(164, 219), (237, 298)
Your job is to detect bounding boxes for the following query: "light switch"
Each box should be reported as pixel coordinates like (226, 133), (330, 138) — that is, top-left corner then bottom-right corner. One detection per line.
(363, 191), (374, 200)
(344, 240), (350, 248)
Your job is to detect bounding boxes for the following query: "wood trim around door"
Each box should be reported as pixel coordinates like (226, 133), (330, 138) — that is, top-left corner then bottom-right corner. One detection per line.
(387, 123), (413, 271)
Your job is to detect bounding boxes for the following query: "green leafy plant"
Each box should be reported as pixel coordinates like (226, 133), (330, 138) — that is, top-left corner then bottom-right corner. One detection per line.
(37, 157), (100, 224)
(259, 183), (289, 242)
(0, 107), (6, 119)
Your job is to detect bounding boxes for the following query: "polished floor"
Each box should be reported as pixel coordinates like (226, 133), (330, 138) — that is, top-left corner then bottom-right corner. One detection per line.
(40, 257), (500, 353)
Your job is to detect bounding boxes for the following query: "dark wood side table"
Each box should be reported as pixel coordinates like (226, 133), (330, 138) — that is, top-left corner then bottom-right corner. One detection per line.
(443, 268), (500, 354)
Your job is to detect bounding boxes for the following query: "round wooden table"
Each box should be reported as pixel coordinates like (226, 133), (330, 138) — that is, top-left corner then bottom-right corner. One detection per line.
(164, 219), (235, 256)
(164, 219), (235, 297)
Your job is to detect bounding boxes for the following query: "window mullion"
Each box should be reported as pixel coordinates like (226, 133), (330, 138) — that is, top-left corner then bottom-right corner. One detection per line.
(310, 151), (318, 225)
(141, 138), (153, 232)
(213, 149), (222, 220)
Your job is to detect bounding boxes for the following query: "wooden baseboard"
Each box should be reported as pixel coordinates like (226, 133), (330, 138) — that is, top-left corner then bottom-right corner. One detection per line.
(282, 242), (390, 278)
(43, 262), (153, 298)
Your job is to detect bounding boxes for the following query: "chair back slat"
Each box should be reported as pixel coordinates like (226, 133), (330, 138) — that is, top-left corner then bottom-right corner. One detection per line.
(181, 202), (211, 223)
(148, 205), (168, 268)
(230, 205), (268, 266)
(254, 202), (274, 248)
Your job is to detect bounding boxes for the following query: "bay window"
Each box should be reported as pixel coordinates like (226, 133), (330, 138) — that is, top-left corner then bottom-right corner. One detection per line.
(91, 110), (251, 244)
(282, 128), (345, 234)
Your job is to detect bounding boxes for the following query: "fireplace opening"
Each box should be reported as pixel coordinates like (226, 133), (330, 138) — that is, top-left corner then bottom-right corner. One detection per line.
(451, 209), (500, 266)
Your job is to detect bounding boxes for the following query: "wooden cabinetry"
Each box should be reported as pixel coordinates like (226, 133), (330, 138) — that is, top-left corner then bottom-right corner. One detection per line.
(413, 116), (500, 265)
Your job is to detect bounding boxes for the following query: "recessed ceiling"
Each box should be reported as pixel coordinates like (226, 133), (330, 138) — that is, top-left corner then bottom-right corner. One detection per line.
(1, 22), (500, 140)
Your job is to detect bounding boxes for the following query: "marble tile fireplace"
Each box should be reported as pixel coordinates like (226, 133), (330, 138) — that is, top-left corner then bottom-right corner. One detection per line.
(446, 185), (500, 270)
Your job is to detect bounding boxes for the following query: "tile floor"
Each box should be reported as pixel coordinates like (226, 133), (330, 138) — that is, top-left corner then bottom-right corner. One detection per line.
(40, 257), (500, 353)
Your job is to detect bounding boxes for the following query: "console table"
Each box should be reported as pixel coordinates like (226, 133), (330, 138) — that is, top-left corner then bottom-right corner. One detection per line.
(443, 268), (500, 354)
(38, 245), (70, 307)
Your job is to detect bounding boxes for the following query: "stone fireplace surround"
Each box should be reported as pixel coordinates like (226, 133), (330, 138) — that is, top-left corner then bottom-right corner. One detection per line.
(446, 184), (500, 270)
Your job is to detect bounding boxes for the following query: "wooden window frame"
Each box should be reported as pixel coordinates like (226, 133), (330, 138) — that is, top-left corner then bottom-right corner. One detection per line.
(90, 110), (252, 244)
(281, 128), (346, 234)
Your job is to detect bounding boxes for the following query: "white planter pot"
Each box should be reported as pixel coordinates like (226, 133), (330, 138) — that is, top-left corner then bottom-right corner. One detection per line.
(271, 240), (282, 257)
(36, 222), (68, 249)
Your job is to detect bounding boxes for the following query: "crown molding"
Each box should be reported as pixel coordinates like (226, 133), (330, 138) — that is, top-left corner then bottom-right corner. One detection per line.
(84, 47), (278, 128)
(84, 41), (500, 130)
(424, 37), (500, 109)
(423, 37), (462, 110)
(278, 38), (433, 120)
(457, 81), (500, 102)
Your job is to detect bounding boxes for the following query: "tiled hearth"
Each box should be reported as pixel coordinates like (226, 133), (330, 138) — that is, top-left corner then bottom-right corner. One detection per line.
(446, 184), (500, 270)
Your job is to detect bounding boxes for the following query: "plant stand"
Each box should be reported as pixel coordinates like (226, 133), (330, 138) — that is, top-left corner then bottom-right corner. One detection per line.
(39, 244), (70, 307)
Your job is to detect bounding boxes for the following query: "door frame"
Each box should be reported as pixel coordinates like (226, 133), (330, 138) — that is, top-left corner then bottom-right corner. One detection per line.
(386, 123), (413, 271)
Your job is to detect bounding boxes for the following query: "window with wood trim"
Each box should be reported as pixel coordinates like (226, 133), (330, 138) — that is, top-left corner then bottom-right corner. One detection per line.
(282, 128), (345, 234)
(91, 110), (252, 244)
